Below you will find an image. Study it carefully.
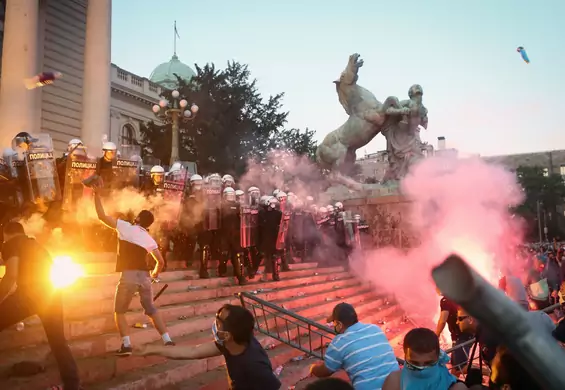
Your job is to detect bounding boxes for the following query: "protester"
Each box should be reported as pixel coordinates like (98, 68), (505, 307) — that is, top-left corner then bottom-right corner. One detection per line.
(435, 289), (471, 375)
(489, 346), (543, 390)
(0, 221), (81, 390)
(457, 307), (555, 367)
(136, 304), (281, 390)
(306, 378), (354, 390)
(309, 303), (399, 389)
(93, 188), (174, 356)
(382, 328), (467, 390)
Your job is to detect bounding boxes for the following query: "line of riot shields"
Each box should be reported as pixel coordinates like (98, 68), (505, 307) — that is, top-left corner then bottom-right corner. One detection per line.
(0, 132), (368, 277)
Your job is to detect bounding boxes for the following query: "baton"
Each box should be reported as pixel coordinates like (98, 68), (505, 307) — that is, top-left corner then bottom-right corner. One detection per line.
(153, 283), (169, 302)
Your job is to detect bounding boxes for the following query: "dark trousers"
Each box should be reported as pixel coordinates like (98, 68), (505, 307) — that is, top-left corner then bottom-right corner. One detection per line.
(0, 290), (80, 390)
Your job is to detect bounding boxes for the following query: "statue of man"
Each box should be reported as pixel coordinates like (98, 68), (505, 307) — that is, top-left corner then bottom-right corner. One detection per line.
(381, 85), (428, 182)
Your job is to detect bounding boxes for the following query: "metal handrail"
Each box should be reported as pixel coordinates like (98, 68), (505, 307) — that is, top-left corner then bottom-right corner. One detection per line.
(238, 291), (406, 364)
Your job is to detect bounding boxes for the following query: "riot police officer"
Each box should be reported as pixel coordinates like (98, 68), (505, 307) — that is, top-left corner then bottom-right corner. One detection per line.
(96, 141), (117, 192)
(219, 187), (247, 285)
(241, 186), (261, 278)
(222, 174), (235, 190)
(275, 191), (291, 271)
(178, 174), (203, 268)
(198, 174), (222, 278)
(333, 201), (349, 265)
(235, 189), (244, 204)
(261, 197), (283, 281)
(142, 165), (165, 196)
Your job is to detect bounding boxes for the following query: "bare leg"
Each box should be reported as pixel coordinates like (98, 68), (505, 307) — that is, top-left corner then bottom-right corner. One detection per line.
(114, 312), (129, 337)
(148, 312), (168, 335)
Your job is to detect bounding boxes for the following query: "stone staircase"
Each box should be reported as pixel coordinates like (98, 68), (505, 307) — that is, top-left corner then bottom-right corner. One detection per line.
(0, 255), (410, 390)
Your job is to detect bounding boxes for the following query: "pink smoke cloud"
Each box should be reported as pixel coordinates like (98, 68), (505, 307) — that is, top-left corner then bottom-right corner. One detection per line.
(350, 154), (525, 328)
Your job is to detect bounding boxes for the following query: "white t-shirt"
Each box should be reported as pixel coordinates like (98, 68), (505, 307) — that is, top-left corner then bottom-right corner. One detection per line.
(116, 219), (158, 252)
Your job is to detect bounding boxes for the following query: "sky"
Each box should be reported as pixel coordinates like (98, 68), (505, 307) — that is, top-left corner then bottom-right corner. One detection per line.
(111, 0), (565, 157)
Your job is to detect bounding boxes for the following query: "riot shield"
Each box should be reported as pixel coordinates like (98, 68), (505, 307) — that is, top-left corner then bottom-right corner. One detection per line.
(276, 210), (291, 251)
(162, 169), (188, 230)
(114, 144), (141, 189)
(344, 212), (362, 248)
(203, 178), (222, 231)
(20, 134), (61, 205)
(240, 204), (259, 248)
(62, 150), (97, 211)
(0, 153), (22, 208)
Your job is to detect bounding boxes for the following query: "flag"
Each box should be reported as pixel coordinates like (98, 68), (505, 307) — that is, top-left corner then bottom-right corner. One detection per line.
(174, 21), (180, 39)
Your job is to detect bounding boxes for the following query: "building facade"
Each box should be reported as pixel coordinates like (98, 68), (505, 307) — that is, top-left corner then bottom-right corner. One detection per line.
(0, 0), (195, 156)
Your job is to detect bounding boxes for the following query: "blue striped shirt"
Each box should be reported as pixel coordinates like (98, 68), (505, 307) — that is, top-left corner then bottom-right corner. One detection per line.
(324, 322), (399, 390)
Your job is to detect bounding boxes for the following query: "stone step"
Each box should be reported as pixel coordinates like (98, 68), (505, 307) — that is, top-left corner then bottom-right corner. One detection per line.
(0, 287), (395, 390)
(88, 300), (403, 390)
(0, 268), (353, 354)
(158, 306), (407, 390)
(73, 262), (320, 297)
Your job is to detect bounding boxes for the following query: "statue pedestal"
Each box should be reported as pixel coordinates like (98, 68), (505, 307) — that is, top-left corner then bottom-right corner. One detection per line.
(329, 183), (417, 249)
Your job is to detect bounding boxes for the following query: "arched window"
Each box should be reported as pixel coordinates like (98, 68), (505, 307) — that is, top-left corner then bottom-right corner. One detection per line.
(121, 123), (136, 145)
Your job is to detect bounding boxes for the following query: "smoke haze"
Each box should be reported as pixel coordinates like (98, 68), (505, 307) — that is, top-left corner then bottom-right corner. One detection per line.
(350, 155), (525, 328)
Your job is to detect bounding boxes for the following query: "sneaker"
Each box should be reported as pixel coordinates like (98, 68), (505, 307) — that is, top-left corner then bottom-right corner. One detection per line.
(165, 341), (176, 346)
(116, 344), (133, 357)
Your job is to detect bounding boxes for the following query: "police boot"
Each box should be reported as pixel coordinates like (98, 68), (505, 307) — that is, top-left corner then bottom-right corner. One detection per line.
(245, 250), (256, 279)
(264, 251), (273, 274)
(250, 247), (262, 276)
(280, 249), (291, 272)
(233, 252), (247, 285)
(271, 255), (281, 281)
(218, 251), (229, 277)
(199, 245), (210, 279)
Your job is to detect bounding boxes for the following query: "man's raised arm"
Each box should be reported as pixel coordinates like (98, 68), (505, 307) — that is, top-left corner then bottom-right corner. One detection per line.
(93, 190), (117, 229)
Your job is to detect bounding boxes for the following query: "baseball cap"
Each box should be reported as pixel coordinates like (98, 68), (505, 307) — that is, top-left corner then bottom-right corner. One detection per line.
(327, 303), (358, 324)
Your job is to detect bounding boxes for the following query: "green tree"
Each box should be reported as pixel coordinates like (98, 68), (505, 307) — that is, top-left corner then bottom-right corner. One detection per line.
(140, 62), (316, 177)
(515, 166), (565, 240)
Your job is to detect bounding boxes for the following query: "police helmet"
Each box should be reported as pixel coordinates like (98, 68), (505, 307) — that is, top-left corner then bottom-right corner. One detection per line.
(335, 202), (344, 210)
(222, 174), (234, 184)
(190, 174), (203, 183)
(223, 186), (236, 201)
(273, 189), (280, 196)
(150, 165), (165, 174)
(235, 189), (244, 197)
(102, 141), (117, 151)
(170, 162), (182, 173)
(319, 206), (328, 214)
(327, 205), (335, 213)
(68, 138), (83, 148)
(306, 196), (314, 202)
(276, 191), (287, 201)
(248, 186), (260, 193)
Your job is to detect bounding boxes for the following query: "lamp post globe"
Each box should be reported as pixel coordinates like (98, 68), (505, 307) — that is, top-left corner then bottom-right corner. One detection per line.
(152, 90), (198, 167)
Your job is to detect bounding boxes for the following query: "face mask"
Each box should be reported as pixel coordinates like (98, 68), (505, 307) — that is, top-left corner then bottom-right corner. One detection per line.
(212, 321), (224, 345)
(405, 360), (439, 378)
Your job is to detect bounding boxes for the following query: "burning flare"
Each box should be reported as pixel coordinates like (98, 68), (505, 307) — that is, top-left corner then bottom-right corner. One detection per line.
(50, 256), (84, 289)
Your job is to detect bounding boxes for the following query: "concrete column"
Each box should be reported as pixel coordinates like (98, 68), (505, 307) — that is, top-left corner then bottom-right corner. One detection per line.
(0, 0), (39, 148)
(81, 0), (111, 156)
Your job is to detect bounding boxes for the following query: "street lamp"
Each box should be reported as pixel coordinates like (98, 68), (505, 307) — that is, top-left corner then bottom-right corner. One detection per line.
(152, 90), (199, 166)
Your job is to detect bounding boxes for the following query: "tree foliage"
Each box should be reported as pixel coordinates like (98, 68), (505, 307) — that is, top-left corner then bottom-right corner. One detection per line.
(515, 166), (565, 239)
(140, 61), (317, 177)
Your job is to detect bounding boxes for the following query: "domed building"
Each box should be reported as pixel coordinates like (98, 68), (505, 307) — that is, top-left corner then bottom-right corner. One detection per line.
(149, 54), (196, 90)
